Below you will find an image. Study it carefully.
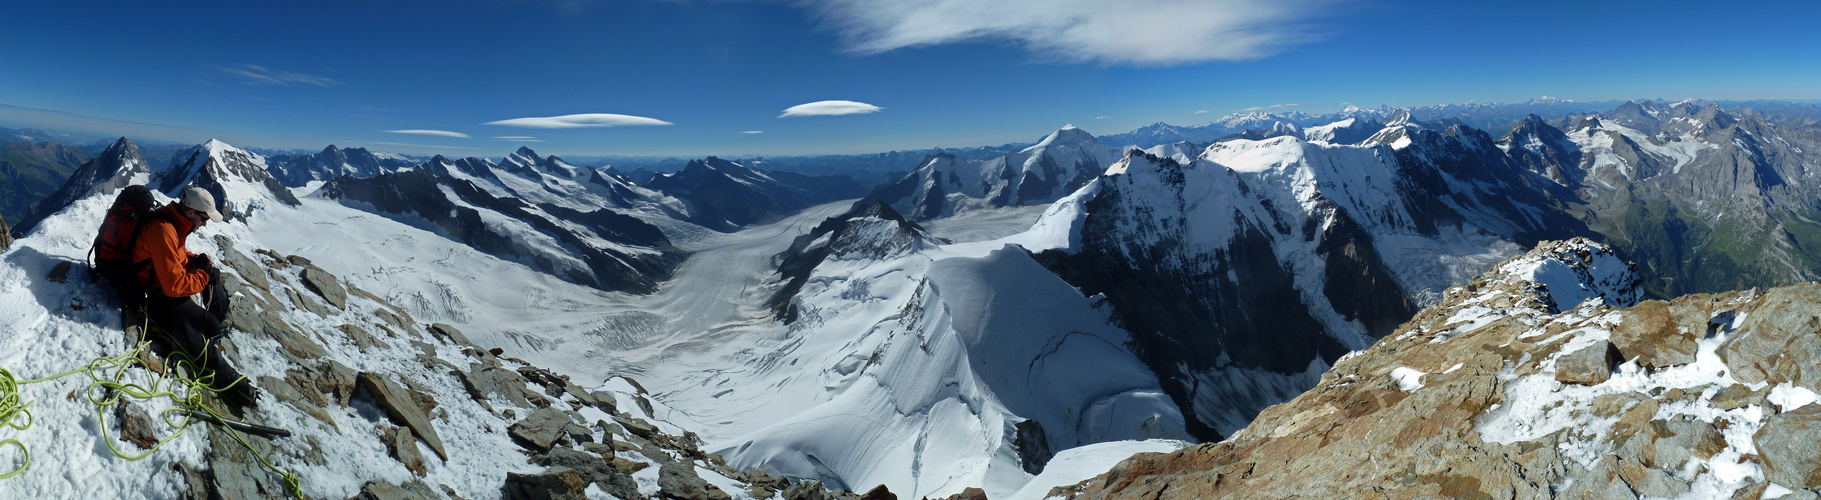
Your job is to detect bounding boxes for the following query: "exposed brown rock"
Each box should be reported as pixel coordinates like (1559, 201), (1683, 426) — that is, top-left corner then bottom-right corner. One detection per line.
(350, 479), (440, 500)
(1610, 300), (1697, 368)
(1755, 404), (1821, 489)
(300, 266), (347, 310)
(1063, 243), (1802, 500)
(113, 399), (159, 450)
(504, 467), (587, 500)
(429, 322), (471, 346)
(357, 372), (448, 461)
(387, 425), (428, 477)
(1713, 384), (1769, 411)
(510, 407), (574, 452)
(1555, 341), (1619, 385)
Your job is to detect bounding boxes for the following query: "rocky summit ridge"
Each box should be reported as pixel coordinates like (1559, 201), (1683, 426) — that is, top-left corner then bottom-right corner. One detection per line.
(1063, 238), (1821, 499)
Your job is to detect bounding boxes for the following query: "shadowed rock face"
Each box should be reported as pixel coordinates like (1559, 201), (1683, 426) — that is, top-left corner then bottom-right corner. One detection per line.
(1060, 240), (1821, 499)
(0, 213), (12, 251)
(318, 170), (684, 294)
(1031, 138), (1586, 441)
(862, 127), (1122, 221)
(768, 201), (942, 323)
(14, 137), (148, 235)
(644, 157), (818, 228)
(266, 145), (414, 187)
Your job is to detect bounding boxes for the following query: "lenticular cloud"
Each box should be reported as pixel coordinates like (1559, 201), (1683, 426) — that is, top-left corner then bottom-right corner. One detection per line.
(485, 113), (673, 129)
(779, 100), (883, 118)
(796, 0), (1333, 65)
(384, 129), (470, 138)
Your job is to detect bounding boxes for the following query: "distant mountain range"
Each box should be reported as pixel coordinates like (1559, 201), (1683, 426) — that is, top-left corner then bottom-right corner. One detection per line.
(7, 97), (1821, 497)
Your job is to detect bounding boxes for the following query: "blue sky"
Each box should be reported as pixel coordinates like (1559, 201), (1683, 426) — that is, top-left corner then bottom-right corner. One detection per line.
(2, 0), (1817, 157)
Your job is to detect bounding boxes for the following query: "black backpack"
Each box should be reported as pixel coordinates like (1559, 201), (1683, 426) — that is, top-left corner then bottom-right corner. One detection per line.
(90, 185), (164, 307)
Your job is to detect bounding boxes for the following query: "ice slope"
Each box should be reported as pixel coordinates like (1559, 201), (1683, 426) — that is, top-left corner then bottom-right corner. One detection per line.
(723, 238), (1183, 497)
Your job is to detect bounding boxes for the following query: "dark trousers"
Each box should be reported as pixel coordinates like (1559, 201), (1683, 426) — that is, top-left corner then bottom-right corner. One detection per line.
(146, 281), (242, 390)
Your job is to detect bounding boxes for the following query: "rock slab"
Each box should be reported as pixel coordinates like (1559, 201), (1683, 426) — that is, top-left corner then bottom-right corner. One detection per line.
(504, 466), (587, 500)
(358, 372), (448, 461)
(1554, 341), (1618, 385)
(1756, 404), (1821, 488)
(301, 266), (347, 310)
(511, 407), (573, 452)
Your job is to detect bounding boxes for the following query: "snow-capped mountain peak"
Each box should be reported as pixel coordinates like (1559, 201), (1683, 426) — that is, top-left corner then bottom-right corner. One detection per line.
(1024, 125), (1099, 153)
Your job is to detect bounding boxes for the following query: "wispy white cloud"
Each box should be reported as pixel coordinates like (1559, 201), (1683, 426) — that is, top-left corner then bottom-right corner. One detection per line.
(492, 136), (545, 142)
(1094, 116), (1111, 120)
(217, 64), (339, 87)
(740, 130), (764, 134)
(485, 113), (672, 128)
(795, 0), (1334, 66)
(385, 129), (470, 138)
(780, 100), (883, 118)
(1194, 110), (1211, 114)
(1240, 103), (1303, 111)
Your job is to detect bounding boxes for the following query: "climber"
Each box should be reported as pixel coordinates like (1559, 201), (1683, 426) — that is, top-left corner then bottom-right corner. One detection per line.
(132, 186), (258, 408)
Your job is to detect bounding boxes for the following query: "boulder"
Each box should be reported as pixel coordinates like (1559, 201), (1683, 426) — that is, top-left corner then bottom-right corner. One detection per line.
(782, 481), (834, 500)
(564, 423), (595, 444)
(590, 391), (619, 413)
(429, 322), (471, 346)
(358, 372), (448, 461)
(371, 307), (412, 335)
(1555, 341), (1620, 385)
(1713, 384), (1769, 411)
(1755, 404), (1821, 488)
(596, 419), (625, 439)
(511, 407), (573, 451)
(504, 467), (587, 500)
(1720, 285), (1821, 387)
(533, 447), (641, 499)
(610, 456), (648, 475)
(1654, 416), (1727, 466)
(286, 254), (313, 267)
(387, 426), (428, 477)
(340, 324), (390, 352)
(859, 484), (898, 500)
(319, 360), (358, 406)
(350, 479), (441, 500)
(945, 487), (989, 500)
(113, 399), (159, 450)
(614, 415), (660, 439)
(411, 340), (437, 357)
(258, 375), (336, 429)
(1616, 457), (1689, 497)
(659, 461), (730, 500)
(230, 298), (324, 361)
(462, 362), (536, 408)
(212, 235), (269, 291)
(284, 286), (332, 318)
(301, 266), (347, 310)
(1610, 300), (1697, 368)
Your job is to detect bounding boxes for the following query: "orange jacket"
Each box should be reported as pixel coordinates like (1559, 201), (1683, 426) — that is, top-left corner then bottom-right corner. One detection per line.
(132, 204), (209, 298)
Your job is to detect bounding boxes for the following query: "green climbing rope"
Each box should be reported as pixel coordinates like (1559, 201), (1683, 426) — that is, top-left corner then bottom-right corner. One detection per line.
(0, 327), (303, 498)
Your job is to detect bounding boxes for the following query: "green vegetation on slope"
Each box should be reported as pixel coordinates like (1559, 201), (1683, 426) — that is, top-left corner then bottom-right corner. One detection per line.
(0, 141), (90, 225)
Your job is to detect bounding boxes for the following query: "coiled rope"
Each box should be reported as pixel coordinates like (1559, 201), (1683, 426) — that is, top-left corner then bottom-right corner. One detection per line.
(0, 319), (302, 498)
